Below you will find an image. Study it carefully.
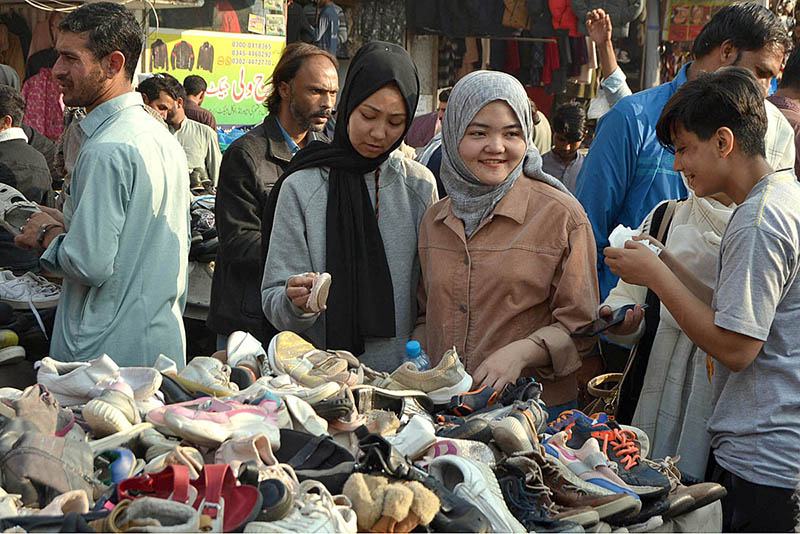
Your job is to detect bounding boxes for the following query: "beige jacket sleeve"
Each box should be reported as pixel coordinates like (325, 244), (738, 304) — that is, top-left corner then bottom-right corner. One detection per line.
(527, 219), (599, 380)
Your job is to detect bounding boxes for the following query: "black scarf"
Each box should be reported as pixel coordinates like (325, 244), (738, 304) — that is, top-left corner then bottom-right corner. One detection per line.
(262, 41), (420, 355)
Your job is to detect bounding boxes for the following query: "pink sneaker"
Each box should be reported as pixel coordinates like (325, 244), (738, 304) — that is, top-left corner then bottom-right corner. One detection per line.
(146, 397), (223, 435)
(162, 398), (281, 447)
(545, 432), (638, 498)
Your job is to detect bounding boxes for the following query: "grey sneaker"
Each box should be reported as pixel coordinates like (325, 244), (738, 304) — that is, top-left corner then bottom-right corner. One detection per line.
(0, 184), (40, 237)
(387, 348), (473, 404)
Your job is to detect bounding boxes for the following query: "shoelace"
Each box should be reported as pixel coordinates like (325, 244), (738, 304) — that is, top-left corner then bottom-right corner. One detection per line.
(592, 427), (642, 470)
(27, 294), (48, 341)
(537, 454), (586, 496)
(643, 455), (682, 490)
(499, 474), (559, 526)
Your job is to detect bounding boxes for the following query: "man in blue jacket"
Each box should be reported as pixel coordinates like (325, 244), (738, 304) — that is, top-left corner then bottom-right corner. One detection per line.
(576, 3), (791, 300)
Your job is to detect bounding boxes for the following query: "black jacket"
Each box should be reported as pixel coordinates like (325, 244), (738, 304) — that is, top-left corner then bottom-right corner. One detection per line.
(151, 39), (168, 71)
(171, 41), (194, 71)
(0, 138), (54, 272)
(206, 115), (327, 342)
(198, 42), (214, 72)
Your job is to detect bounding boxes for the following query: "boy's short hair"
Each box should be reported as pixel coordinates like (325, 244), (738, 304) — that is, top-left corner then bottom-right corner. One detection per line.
(183, 75), (207, 96)
(551, 102), (586, 142)
(438, 88), (451, 103)
(137, 73), (186, 103)
(779, 46), (800, 91)
(656, 66), (766, 158)
(0, 84), (25, 126)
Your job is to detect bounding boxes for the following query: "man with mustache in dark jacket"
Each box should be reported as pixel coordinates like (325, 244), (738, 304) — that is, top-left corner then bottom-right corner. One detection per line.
(207, 42), (338, 348)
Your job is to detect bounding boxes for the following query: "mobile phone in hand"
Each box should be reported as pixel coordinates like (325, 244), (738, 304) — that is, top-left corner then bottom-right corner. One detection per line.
(571, 304), (648, 338)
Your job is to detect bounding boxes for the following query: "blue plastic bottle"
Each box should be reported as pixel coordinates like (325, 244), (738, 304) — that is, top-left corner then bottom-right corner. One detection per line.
(405, 340), (431, 371)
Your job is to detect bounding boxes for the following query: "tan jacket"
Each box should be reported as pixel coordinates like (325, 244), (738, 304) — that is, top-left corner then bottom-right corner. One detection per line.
(417, 177), (599, 405)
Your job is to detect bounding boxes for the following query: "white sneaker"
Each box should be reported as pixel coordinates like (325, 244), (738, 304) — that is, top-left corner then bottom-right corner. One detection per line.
(36, 355), (162, 406)
(244, 480), (356, 533)
(283, 394), (328, 435)
(0, 271), (60, 310)
(386, 414), (437, 460)
(178, 356), (238, 393)
(36, 355), (121, 406)
(227, 331), (266, 378)
(428, 455), (527, 533)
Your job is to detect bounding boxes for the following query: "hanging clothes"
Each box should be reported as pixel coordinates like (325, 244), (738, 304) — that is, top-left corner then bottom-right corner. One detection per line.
(503, 0), (530, 29)
(504, 40), (521, 74)
(22, 68), (63, 142)
(215, 0), (242, 33)
(542, 40), (560, 86)
(0, 13), (30, 60)
(0, 25), (25, 83)
(549, 0), (581, 37)
(28, 13), (62, 59)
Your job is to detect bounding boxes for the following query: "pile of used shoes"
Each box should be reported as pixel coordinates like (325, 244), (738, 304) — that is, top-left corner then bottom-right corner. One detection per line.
(0, 330), (727, 532)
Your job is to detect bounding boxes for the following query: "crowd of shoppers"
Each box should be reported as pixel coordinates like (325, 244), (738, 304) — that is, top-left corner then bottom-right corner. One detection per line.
(0, 1), (798, 531)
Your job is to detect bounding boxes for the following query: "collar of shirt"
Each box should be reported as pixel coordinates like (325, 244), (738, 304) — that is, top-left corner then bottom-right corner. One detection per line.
(80, 92), (146, 138)
(671, 61), (690, 91)
(0, 127), (28, 143)
(275, 118), (301, 155)
(767, 94), (800, 116)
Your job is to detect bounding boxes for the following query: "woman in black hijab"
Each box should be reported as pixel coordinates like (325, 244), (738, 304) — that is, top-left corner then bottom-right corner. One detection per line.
(260, 42), (438, 372)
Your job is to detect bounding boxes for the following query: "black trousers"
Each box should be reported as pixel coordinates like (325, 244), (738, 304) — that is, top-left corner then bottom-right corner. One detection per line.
(707, 451), (797, 532)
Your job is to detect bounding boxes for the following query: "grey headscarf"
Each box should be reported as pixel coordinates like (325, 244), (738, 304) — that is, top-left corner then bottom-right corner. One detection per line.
(440, 70), (570, 238)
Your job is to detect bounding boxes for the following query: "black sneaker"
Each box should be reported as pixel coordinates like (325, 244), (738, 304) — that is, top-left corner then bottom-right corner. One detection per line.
(435, 415), (493, 443)
(499, 377), (544, 405)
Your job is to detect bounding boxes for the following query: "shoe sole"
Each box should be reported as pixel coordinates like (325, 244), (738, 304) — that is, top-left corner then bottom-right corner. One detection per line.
(0, 345), (24, 365)
(0, 298), (58, 310)
(591, 494), (641, 521)
(427, 372), (474, 404)
(83, 399), (135, 437)
(682, 484), (727, 514)
(662, 493), (696, 519)
(492, 417), (535, 455)
(258, 487), (294, 522)
(306, 273), (331, 313)
(557, 508), (600, 527)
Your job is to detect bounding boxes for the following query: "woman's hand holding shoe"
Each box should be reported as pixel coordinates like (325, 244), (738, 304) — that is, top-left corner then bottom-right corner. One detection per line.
(286, 273), (317, 313)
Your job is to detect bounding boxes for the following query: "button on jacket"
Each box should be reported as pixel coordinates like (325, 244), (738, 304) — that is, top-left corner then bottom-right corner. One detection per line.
(418, 176), (599, 405)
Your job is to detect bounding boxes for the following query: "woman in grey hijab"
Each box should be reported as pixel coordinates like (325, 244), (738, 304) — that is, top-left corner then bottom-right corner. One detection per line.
(416, 71), (599, 419)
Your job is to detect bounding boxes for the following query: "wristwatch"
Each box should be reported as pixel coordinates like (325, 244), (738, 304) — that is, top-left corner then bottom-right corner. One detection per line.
(36, 223), (62, 246)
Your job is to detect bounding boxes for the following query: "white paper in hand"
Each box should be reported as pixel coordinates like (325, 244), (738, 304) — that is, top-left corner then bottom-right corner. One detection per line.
(608, 224), (662, 256)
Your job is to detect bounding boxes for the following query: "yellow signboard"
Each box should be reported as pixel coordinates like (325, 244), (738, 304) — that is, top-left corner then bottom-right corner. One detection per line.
(147, 28), (285, 126)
